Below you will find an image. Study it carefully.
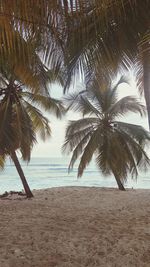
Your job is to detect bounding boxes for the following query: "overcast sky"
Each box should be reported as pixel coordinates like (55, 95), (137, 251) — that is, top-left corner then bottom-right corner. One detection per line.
(31, 76), (148, 158)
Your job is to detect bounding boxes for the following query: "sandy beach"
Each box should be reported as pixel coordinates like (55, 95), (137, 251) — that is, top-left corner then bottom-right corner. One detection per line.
(0, 187), (150, 267)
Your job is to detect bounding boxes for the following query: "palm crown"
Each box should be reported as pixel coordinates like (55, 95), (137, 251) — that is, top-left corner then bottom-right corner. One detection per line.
(63, 78), (150, 190)
(0, 77), (65, 161)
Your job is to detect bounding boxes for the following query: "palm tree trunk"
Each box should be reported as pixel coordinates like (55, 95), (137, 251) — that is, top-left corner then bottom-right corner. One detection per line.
(11, 151), (33, 198)
(114, 176), (125, 191)
(112, 168), (125, 191)
(143, 46), (150, 129)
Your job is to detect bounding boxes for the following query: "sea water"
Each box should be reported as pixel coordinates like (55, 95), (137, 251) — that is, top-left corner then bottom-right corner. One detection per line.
(0, 157), (150, 193)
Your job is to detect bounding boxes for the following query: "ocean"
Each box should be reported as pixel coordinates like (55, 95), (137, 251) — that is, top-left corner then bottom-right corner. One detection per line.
(0, 157), (150, 193)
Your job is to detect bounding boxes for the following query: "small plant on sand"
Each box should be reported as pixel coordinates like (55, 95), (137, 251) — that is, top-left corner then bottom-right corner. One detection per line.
(63, 78), (150, 190)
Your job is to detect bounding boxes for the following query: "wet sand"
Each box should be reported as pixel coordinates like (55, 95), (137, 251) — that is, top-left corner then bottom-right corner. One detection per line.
(0, 187), (150, 267)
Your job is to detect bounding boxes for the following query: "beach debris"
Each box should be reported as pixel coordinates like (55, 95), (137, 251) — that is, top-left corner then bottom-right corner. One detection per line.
(0, 191), (9, 198)
(14, 248), (23, 257)
(0, 190), (26, 199)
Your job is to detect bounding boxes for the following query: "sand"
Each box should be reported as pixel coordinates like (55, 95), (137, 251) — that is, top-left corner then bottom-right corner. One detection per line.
(0, 187), (150, 267)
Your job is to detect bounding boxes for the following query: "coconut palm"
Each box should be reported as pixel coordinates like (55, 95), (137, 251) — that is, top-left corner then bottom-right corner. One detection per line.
(0, 75), (65, 198)
(63, 78), (150, 190)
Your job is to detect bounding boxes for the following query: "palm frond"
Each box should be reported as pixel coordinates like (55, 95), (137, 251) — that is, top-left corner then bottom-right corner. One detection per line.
(13, 103), (36, 161)
(68, 131), (93, 172)
(114, 121), (150, 145)
(22, 91), (65, 118)
(24, 101), (51, 141)
(63, 0), (149, 90)
(65, 118), (99, 136)
(108, 96), (146, 119)
(95, 130), (129, 180)
(63, 90), (86, 110)
(0, 155), (6, 170)
(83, 76), (128, 114)
(0, 99), (16, 153)
(64, 90), (102, 117)
(115, 126), (150, 172)
(78, 128), (102, 177)
(63, 125), (94, 154)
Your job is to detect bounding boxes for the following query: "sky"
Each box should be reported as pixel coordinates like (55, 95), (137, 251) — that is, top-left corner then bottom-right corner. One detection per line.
(31, 75), (149, 158)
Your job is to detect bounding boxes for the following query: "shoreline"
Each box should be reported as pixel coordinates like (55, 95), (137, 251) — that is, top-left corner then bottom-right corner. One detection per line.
(0, 187), (150, 266)
(1, 184), (150, 197)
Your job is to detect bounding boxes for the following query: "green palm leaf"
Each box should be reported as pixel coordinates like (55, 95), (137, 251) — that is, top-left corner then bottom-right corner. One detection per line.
(108, 96), (146, 119)
(114, 122), (150, 145)
(24, 101), (51, 141)
(22, 91), (65, 118)
(0, 155), (6, 170)
(78, 128), (102, 177)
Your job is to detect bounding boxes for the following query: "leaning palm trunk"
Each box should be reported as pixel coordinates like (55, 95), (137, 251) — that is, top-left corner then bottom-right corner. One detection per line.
(11, 151), (33, 198)
(115, 177), (125, 191)
(111, 168), (125, 191)
(143, 47), (150, 129)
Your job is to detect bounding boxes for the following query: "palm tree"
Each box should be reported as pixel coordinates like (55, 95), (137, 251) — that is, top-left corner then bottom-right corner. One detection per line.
(0, 19), (65, 198)
(63, 78), (150, 190)
(0, 75), (65, 198)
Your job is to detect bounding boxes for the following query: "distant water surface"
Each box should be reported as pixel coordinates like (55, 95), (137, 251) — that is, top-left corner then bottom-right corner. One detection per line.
(0, 157), (150, 193)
